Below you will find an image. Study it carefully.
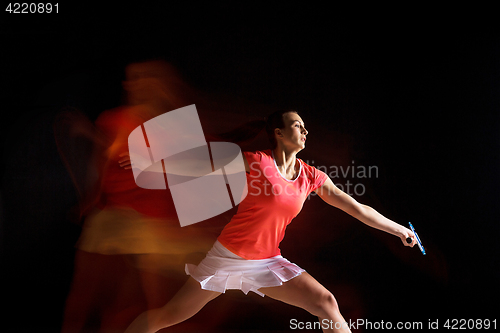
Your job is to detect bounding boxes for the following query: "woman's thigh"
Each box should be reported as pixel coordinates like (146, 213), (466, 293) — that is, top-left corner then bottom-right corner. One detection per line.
(258, 272), (337, 315)
(163, 276), (221, 313)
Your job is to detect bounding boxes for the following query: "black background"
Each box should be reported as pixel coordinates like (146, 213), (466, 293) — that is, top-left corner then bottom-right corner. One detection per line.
(1, 3), (499, 332)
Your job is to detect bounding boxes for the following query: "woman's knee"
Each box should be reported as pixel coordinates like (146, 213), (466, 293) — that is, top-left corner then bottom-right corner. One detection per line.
(309, 291), (340, 318)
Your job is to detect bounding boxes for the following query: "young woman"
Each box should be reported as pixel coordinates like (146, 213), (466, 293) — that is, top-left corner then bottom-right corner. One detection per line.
(124, 110), (417, 333)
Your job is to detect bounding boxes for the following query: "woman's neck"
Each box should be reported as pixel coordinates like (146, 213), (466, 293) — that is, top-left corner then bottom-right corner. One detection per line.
(272, 147), (298, 177)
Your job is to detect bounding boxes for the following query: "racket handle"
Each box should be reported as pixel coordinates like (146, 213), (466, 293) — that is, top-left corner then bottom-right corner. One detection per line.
(406, 237), (412, 244)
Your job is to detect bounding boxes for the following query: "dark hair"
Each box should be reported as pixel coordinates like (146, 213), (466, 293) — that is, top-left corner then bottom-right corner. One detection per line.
(214, 110), (298, 148)
(265, 110), (298, 149)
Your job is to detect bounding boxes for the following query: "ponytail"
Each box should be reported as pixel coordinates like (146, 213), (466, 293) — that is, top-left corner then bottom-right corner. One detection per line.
(212, 119), (266, 144)
(212, 109), (298, 147)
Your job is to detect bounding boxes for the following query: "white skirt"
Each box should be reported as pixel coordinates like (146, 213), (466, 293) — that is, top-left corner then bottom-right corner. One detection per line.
(185, 241), (305, 297)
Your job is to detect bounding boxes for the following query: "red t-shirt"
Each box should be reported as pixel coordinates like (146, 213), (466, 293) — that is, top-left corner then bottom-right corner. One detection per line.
(217, 150), (328, 259)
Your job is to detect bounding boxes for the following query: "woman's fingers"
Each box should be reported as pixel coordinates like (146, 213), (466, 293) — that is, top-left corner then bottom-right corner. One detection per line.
(118, 152), (132, 169)
(401, 229), (416, 247)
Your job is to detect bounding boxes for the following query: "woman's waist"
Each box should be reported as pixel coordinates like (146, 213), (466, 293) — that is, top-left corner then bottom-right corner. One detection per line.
(215, 236), (283, 260)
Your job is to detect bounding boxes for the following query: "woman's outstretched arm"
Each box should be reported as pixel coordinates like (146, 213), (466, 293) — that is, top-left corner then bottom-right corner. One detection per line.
(314, 178), (417, 247)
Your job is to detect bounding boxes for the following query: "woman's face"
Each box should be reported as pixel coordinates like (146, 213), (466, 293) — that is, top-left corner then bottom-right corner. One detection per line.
(276, 112), (308, 151)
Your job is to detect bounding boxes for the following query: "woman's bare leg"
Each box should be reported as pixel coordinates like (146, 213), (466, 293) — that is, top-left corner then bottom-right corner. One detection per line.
(258, 272), (351, 333)
(124, 276), (221, 333)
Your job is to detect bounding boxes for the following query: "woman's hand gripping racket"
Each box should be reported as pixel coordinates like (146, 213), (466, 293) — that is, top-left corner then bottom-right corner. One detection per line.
(406, 222), (426, 255)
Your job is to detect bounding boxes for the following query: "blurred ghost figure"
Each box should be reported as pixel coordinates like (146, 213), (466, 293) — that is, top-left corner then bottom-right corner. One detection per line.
(56, 60), (228, 333)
